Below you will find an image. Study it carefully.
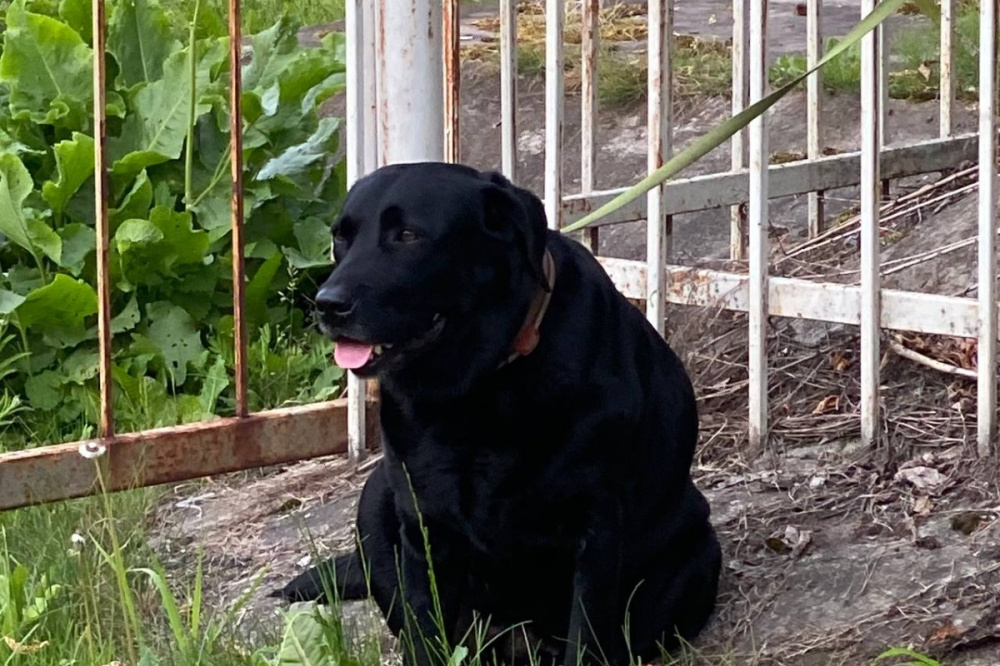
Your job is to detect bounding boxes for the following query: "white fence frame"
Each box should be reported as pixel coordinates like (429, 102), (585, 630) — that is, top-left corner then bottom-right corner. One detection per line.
(349, 0), (999, 457)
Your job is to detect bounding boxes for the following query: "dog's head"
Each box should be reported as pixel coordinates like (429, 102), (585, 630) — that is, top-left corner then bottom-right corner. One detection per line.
(315, 162), (550, 385)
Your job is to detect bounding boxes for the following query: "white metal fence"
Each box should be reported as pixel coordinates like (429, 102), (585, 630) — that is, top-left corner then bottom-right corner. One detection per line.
(345, 0), (998, 458)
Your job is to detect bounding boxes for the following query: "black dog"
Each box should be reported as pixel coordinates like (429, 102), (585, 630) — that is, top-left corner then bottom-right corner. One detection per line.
(275, 163), (721, 666)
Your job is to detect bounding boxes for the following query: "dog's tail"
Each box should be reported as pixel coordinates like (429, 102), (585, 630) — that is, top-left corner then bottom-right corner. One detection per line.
(269, 550), (370, 603)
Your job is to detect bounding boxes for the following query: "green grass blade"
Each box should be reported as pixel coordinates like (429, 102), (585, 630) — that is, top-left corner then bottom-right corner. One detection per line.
(131, 567), (191, 655)
(872, 646), (942, 665)
(562, 0), (909, 234)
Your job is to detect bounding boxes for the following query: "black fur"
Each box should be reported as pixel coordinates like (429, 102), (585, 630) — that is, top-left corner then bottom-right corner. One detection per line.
(273, 163), (721, 666)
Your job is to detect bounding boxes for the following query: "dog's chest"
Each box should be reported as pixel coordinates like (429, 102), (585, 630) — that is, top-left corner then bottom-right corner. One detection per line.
(383, 403), (582, 553)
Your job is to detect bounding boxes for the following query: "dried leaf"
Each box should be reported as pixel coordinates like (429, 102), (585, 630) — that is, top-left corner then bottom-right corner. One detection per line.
(765, 526), (812, 557)
(3, 636), (49, 654)
(912, 495), (933, 516)
(918, 61), (932, 81)
(894, 465), (948, 494)
(830, 352), (850, 372)
(927, 621), (966, 644)
(812, 394), (840, 415)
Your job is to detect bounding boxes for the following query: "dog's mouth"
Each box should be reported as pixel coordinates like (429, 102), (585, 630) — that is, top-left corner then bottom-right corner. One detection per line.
(332, 313), (446, 373)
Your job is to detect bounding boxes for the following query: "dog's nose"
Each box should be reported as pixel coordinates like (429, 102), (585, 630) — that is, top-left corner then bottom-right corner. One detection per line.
(316, 284), (355, 318)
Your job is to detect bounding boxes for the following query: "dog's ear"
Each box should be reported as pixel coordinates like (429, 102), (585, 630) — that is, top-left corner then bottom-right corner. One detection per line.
(479, 171), (549, 287)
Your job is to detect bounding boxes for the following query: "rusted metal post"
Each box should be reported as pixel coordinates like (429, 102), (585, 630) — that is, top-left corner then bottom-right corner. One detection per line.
(581, 0), (600, 252)
(228, 0), (248, 418)
(443, 0), (461, 163)
(92, 0), (114, 439)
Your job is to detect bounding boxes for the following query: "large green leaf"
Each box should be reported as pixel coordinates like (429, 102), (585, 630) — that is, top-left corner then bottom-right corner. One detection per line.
(107, 0), (180, 89)
(0, 0), (92, 128)
(57, 223), (97, 274)
(245, 251), (283, 328)
(115, 217), (164, 287)
(283, 217), (332, 270)
(256, 117), (340, 182)
(111, 169), (153, 229)
(275, 608), (328, 666)
(41, 132), (95, 218)
(0, 289), (26, 315)
(109, 42), (224, 175)
(27, 215), (62, 264)
(15, 274), (98, 347)
(111, 294), (141, 333)
(146, 301), (204, 387)
(59, 0), (92, 44)
(243, 16), (301, 93)
(198, 356), (229, 415)
(0, 153), (35, 254)
(25, 370), (63, 410)
(149, 206), (209, 270)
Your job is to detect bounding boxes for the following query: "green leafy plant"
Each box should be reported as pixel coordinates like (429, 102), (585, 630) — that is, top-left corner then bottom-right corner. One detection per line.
(0, 0), (347, 449)
(0, 528), (64, 646)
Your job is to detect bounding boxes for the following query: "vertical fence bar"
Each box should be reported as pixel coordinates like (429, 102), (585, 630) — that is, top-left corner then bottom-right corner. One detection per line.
(500, 0), (518, 180)
(878, 9), (889, 198)
(363, 0), (379, 170)
(748, 0), (769, 450)
(345, 0), (367, 463)
(92, 0), (113, 439)
(940, 0), (955, 137)
(860, 0), (882, 447)
(544, 0), (564, 230)
(443, 0), (461, 163)
(581, 0), (600, 252)
(806, 0), (825, 237)
(228, 0), (248, 418)
(730, 0), (750, 259)
(376, 0), (445, 165)
(646, 0), (673, 334)
(977, 0), (997, 456)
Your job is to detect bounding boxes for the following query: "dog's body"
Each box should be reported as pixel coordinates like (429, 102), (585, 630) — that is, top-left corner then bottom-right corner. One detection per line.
(276, 163), (721, 666)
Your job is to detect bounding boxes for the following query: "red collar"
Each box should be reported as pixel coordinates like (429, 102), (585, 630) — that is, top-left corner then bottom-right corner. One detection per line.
(500, 249), (555, 367)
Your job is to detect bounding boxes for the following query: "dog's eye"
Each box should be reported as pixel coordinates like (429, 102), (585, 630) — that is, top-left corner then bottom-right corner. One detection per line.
(398, 229), (419, 244)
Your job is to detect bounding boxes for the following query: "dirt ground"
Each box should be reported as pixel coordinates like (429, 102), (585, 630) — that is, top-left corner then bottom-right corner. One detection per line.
(150, 5), (1000, 664)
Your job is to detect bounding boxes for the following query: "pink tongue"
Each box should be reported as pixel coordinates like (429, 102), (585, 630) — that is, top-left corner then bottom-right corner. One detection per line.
(334, 339), (374, 369)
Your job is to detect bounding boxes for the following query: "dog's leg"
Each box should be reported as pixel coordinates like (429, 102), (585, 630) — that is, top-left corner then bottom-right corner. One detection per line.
(394, 520), (473, 666)
(562, 505), (626, 666)
(272, 464), (392, 605)
(273, 550), (370, 602)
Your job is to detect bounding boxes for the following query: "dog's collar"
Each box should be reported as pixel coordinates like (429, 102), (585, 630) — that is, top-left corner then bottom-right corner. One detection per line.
(500, 249), (556, 368)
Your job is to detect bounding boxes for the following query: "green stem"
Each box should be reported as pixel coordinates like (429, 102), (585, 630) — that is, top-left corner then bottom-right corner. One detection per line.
(184, 0), (201, 210)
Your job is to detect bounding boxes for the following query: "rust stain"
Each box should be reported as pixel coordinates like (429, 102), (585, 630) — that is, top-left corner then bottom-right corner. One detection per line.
(0, 400), (381, 512)
(228, 0), (249, 417)
(92, 0), (114, 438)
(377, 1), (390, 164)
(442, 0), (460, 162)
